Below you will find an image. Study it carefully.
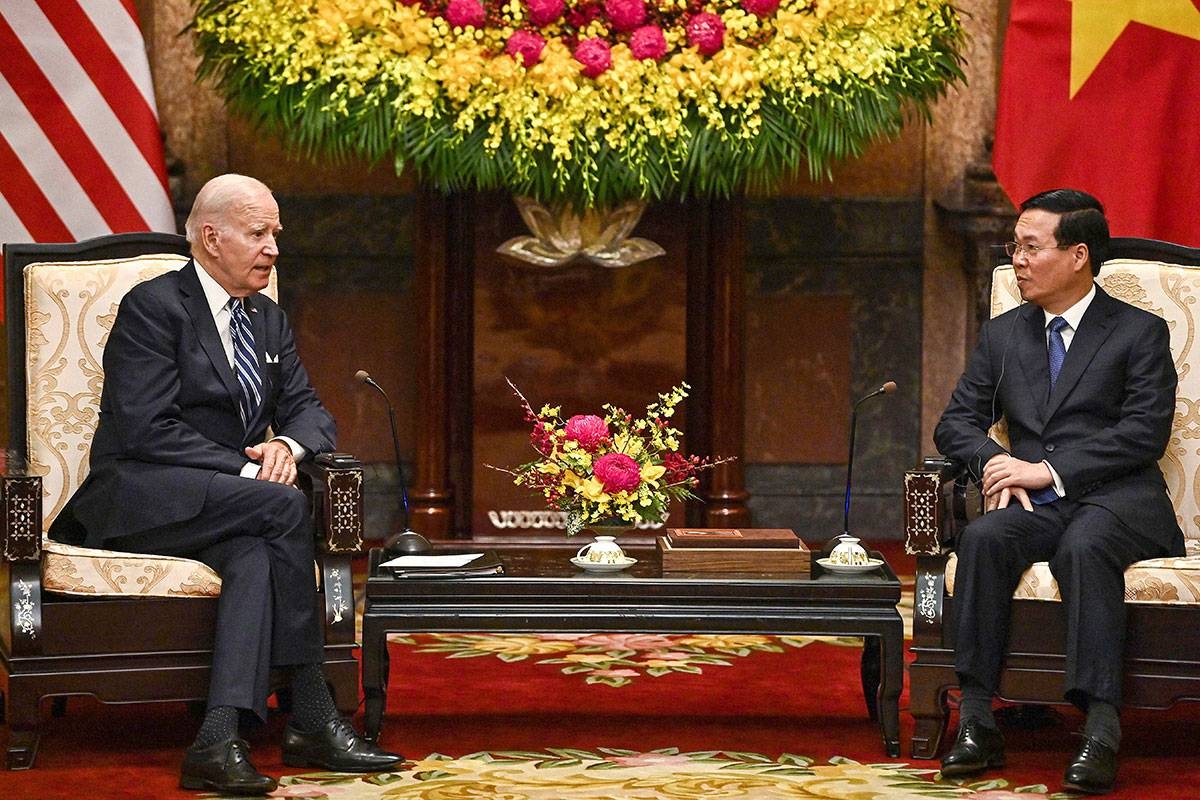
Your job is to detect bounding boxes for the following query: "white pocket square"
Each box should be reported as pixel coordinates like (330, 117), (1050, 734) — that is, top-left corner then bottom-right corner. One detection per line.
(266, 353), (279, 364)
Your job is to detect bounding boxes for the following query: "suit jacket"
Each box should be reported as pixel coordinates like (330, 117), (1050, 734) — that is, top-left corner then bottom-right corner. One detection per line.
(934, 285), (1185, 554)
(50, 261), (336, 547)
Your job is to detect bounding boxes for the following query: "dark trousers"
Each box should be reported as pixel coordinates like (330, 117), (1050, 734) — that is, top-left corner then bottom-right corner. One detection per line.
(110, 474), (323, 720)
(953, 500), (1167, 707)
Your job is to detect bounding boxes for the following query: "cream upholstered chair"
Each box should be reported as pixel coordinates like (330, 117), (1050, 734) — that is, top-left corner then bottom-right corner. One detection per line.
(903, 237), (1200, 760)
(1, 233), (364, 769)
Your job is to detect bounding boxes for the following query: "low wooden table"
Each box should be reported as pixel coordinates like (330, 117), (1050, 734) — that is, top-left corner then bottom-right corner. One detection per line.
(360, 544), (903, 756)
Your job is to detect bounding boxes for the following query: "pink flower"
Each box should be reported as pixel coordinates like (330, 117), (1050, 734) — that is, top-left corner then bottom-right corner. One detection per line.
(525, 0), (561, 26)
(563, 414), (610, 452)
(506, 30), (546, 67)
(593, 452), (641, 491)
(445, 0), (486, 28)
(577, 633), (677, 649)
(629, 25), (667, 61)
(604, 0), (646, 32)
(741, 0), (780, 17)
(686, 12), (725, 56)
(526, 0), (564, 26)
(574, 37), (613, 78)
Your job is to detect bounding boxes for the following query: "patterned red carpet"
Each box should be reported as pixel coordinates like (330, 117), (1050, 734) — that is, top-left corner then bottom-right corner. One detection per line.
(3, 544), (1198, 798)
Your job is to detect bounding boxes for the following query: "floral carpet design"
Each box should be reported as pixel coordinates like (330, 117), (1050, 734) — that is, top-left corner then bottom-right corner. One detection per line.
(258, 748), (1056, 800)
(384, 581), (913, 686)
(388, 632), (856, 687)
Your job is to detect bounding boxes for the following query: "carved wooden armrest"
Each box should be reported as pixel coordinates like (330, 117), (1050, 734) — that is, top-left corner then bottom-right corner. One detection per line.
(903, 456), (968, 557)
(1, 453), (43, 563)
(300, 453), (364, 554)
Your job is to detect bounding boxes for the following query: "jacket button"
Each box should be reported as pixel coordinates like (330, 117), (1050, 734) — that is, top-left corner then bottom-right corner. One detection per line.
(1045, 444), (1056, 452)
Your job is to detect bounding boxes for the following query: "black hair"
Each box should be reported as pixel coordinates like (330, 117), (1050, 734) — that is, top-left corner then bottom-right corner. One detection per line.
(1020, 189), (1110, 275)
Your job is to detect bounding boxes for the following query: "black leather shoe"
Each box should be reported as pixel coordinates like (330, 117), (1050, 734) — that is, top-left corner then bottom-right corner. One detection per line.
(940, 721), (1006, 777)
(282, 717), (404, 772)
(180, 738), (277, 795)
(1063, 736), (1118, 794)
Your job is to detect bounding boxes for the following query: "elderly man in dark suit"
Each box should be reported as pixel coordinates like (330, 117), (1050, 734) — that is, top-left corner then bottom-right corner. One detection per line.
(49, 174), (402, 794)
(933, 189), (1185, 795)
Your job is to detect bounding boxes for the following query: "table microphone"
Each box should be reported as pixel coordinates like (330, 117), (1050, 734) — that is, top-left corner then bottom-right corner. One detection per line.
(831, 380), (898, 552)
(354, 370), (431, 555)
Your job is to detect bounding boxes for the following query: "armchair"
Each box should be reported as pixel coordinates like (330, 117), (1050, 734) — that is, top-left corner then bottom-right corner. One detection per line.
(1, 233), (365, 769)
(904, 237), (1200, 759)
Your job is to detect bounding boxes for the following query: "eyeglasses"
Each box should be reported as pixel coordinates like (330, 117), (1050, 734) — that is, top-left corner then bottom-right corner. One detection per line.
(1003, 241), (1072, 259)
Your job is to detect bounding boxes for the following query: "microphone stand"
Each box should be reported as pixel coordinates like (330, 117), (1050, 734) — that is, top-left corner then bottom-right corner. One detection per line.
(355, 370), (431, 555)
(826, 380), (897, 554)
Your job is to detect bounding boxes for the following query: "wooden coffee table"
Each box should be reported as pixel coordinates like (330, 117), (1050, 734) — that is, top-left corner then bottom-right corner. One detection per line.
(360, 544), (903, 755)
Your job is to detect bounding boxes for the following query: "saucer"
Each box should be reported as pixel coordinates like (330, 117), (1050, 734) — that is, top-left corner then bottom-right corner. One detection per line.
(816, 557), (884, 574)
(570, 556), (637, 573)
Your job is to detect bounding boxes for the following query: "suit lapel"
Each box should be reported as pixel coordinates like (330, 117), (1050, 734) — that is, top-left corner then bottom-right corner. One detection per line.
(1044, 287), (1119, 419)
(178, 262), (243, 411)
(1015, 304), (1051, 422)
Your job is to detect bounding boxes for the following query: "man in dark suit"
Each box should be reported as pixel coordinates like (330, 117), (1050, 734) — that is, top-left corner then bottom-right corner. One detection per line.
(49, 174), (402, 794)
(934, 189), (1185, 795)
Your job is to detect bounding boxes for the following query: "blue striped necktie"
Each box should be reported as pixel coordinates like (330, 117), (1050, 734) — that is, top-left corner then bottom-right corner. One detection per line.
(229, 297), (262, 426)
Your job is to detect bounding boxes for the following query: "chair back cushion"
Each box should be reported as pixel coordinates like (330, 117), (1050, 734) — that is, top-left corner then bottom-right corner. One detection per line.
(991, 259), (1200, 544)
(25, 255), (278, 526)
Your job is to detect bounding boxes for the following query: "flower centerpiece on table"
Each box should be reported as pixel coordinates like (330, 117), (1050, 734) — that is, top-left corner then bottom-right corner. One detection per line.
(491, 380), (728, 535)
(190, 0), (965, 210)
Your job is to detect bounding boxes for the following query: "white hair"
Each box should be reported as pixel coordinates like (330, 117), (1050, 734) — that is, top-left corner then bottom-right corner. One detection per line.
(184, 174), (273, 245)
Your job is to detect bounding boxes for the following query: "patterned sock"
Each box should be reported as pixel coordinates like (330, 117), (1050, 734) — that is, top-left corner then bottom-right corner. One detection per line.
(289, 663), (339, 732)
(193, 705), (239, 749)
(1083, 700), (1121, 751)
(958, 681), (997, 729)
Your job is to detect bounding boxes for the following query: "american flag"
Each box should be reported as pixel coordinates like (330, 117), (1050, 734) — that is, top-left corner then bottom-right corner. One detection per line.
(0, 0), (175, 247)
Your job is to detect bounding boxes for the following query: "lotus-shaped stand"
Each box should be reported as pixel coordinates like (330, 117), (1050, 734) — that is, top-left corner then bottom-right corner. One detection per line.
(497, 196), (666, 268)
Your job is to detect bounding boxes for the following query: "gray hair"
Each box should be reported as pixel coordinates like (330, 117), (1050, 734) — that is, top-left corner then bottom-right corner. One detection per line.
(184, 174), (273, 244)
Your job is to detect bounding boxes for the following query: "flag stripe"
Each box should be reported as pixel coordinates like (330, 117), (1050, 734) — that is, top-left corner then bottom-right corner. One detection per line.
(0, 132), (70, 243)
(45, 0), (169, 194)
(0, 5), (158, 232)
(0, 72), (109, 239)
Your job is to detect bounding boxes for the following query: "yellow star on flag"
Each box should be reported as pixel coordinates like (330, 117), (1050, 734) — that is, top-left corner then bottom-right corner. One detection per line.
(1069, 0), (1200, 97)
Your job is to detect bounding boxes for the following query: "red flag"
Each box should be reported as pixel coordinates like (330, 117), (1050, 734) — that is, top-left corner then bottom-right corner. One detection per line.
(993, 0), (1200, 247)
(0, 1), (174, 254)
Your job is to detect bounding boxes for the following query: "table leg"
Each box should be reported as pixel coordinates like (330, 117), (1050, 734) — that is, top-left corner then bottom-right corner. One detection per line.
(361, 626), (390, 741)
(877, 621), (903, 758)
(860, 636), (881, 722)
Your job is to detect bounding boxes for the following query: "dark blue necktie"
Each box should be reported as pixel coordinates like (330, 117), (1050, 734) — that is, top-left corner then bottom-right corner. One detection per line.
(1046, 316), (1068, 389)
(229, 297), (262, 426)
(1031, 316), (1069, 505)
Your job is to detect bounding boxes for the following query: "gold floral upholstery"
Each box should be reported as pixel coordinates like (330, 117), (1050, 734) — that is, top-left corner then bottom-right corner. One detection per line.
(24, 255), (277, 598)
(946, 259), (1200, 603)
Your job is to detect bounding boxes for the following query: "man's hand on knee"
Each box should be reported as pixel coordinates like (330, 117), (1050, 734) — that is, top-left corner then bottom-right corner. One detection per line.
(245, 440), (297, 486)
(982, 454), (1049, 512)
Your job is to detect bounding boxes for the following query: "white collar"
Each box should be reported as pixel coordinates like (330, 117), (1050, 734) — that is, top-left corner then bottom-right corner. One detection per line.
(193, 259), (239, 317)
(1044, 283), (1096, 331)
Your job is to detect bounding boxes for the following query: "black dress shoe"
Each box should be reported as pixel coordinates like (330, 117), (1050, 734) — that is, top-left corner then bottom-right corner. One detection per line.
(940, 720), (1006, 777)
(1063, 736), (1118, 794)
(282, 717), (404, 772)
(180, 738), (277, 795)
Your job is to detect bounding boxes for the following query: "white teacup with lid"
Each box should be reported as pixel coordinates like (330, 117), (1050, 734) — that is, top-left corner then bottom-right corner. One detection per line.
(576, 535), (626, 565)
(829, 535), (870, 566)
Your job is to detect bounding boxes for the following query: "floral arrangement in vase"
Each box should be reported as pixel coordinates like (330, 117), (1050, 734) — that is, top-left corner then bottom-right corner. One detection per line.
(191, 0), (965, 209)
(491, 380), (728, 535)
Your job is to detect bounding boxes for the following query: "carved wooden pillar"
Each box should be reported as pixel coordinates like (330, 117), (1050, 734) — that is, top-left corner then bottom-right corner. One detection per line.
(686, 196), (751, 526)
(410, 187), (474, 539)
(936, 160), (1018, 351)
